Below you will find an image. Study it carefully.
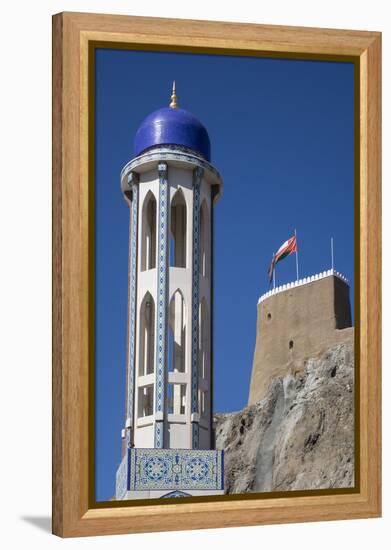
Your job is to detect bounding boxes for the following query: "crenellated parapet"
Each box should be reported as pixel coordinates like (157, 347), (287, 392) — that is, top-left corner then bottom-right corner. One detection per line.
(258, 269), (349, 304)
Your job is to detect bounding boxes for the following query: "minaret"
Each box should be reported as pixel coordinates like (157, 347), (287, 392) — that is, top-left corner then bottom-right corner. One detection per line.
(115, 84), (224, 499)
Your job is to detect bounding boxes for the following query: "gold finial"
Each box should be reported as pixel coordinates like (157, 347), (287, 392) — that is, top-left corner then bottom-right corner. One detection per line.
(169, 81), (178, 108)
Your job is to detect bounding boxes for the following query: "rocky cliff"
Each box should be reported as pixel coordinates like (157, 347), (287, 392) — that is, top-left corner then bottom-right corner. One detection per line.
(214, 338), (354, 493)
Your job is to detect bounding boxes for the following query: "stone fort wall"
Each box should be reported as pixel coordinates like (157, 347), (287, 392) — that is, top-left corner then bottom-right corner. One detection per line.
(248, 270), (353, 405)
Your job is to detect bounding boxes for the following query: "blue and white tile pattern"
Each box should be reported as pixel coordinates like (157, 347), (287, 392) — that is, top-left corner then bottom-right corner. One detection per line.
(126, 173), (139, 446)
(128, 448), (224, 491)
(191, 167), (203, 448)
(155, 162), (169, 448)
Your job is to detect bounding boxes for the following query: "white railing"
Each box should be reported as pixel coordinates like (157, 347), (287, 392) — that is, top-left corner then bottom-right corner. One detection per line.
(258, 269), (349, 304)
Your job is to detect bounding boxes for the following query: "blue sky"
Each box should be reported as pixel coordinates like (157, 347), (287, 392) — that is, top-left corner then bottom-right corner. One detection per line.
(94, 48), (355, 500)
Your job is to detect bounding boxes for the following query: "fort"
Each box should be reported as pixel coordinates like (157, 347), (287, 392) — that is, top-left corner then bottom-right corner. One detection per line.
(214, 268), (355, 493)
(248, 269), (353, 405)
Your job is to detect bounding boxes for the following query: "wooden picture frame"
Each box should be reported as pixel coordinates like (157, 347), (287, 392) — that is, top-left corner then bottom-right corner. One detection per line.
(52, 11), (381, 537)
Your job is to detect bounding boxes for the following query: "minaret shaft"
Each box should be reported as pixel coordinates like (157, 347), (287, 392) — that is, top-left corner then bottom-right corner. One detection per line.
(116, 89), (223, 499)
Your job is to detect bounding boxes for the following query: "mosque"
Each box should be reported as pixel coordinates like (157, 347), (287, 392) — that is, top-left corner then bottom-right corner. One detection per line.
(115, 84), (225, 499)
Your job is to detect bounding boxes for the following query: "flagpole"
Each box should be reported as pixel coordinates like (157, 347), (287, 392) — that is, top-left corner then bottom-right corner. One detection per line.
(273, 264), (276, 289)
(331, 237), (334, 271)
(294, 228), (299, 281)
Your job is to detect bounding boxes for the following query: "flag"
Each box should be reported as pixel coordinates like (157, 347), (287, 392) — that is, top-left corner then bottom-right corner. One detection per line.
(268, 253), (276, 283)
(268, 235), (298, 283)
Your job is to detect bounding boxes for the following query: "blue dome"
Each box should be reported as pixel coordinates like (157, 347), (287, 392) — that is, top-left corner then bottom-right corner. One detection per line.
(134, 107), (211, 161)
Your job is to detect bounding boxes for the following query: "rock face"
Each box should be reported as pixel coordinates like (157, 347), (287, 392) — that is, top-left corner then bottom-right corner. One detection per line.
(215, 339), (354, 493)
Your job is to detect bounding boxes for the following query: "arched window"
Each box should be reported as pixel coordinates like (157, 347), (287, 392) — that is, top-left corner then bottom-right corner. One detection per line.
(198, 299), (209, 421)
(139, 292), (155, 376)
(170, 189), (187, 268)
(168, 290), (186, 373)
(167, 290), (187, 416)
(137, 385), (153, 418)
(198, 388), (207, 418)
(200, 200), (210, 278)
(141, 192), (156, 271)
(198, 298), (209, 380)
(167, 383), (186, 415)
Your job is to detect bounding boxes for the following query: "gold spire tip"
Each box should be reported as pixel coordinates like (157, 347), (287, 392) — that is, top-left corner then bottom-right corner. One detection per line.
(169, 80), (178, 108)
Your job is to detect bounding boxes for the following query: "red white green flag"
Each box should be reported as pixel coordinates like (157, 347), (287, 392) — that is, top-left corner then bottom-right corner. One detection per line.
(268, 236), (298, 283)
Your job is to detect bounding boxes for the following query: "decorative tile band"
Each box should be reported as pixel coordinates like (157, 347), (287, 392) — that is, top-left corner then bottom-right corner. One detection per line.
(125, 172), (139, 447)
(127, 448), (224, 491)
(191, 167), (203, 449)
(115, 452), (129, 500)
(155, 162), (169, 448)
(121, 147), (222, 189)
(258, 269), (350, 304)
